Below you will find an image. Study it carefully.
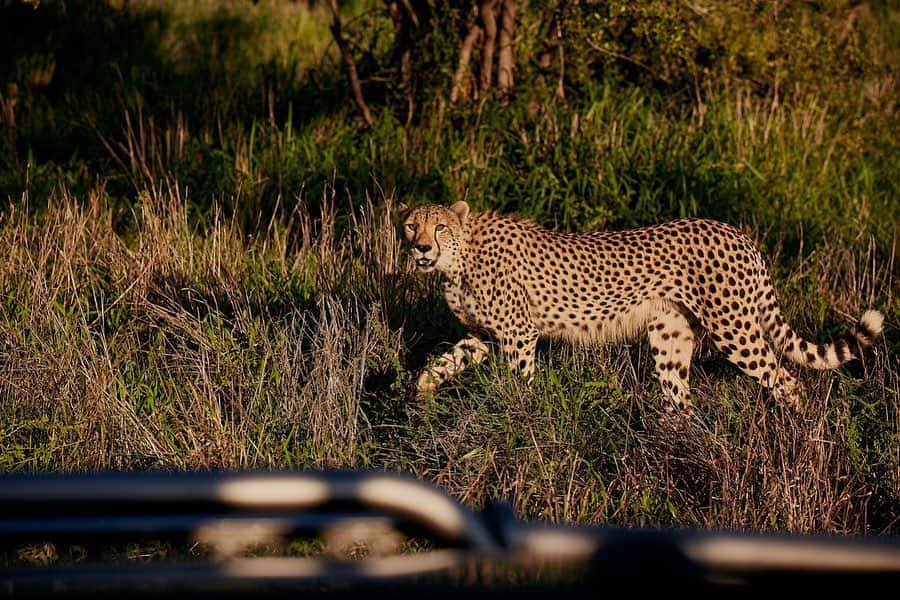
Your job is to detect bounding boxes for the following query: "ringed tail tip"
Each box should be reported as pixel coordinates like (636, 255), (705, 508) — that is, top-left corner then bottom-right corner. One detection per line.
(855, 309), (884, 347)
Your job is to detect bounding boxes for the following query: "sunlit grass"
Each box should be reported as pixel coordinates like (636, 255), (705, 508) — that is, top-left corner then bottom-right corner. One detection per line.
(0, 0), (897, 535)
(0, 184), (896, 533)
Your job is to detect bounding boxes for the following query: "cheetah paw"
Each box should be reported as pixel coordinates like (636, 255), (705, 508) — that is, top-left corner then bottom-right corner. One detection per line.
(414, 372), (440, 399)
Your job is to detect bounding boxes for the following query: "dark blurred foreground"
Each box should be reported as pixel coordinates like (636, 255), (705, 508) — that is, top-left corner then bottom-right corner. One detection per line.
(1, 471), (899, 596)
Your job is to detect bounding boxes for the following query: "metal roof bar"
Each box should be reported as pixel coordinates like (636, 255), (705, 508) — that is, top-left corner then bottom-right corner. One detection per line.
(1, 470), (899, 592)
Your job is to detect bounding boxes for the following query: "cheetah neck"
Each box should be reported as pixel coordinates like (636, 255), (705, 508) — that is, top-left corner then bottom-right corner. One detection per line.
(438, 254), (467, 284)
(435, 222), (473, 283)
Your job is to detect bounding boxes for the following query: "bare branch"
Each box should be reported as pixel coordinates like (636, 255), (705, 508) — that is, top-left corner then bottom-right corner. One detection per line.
(556, 41), (565, 99)
(451, 23), (483, 105)
(328, 0), (373, 127)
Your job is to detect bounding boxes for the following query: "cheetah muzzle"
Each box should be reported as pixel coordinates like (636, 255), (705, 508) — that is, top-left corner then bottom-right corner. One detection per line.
(398, 201), (885, 412)
(415, 257), (437, 271)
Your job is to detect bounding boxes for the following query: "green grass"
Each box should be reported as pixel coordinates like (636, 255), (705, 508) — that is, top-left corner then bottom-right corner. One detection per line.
(0, 0), (898, 538)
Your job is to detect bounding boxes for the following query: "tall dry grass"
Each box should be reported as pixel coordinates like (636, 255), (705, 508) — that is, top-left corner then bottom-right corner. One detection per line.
(0, 180), (897, 533)
(0, 184), (407, 470)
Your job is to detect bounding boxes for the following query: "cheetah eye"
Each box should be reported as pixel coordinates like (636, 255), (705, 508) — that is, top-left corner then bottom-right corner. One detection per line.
(435, 223), (447, 232)
(405, 223), (417, 231)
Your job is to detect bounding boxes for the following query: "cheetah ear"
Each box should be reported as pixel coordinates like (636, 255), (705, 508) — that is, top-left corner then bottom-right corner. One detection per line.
(397, 201), (411, 220)
(449, 201), (469, 224)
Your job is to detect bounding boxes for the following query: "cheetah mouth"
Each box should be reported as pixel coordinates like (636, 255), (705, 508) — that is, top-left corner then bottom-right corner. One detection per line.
(415, 257), (437, 271)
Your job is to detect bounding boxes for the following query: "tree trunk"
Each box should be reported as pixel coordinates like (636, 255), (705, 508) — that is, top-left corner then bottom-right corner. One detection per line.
(497, 0), (516, 96)
(1, 83), (18, 165)
(478, 0), (499, 96)
(386, 1), (414, 124)
(328, 0), (374, 127)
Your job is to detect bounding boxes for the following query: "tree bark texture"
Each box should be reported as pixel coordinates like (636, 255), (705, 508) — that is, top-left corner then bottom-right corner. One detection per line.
(497, 0), (516, 95)
(478, 0), (499, 95)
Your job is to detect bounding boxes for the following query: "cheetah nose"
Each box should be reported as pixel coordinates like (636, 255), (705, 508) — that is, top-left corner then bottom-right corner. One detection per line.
(415, 244), (432, 253)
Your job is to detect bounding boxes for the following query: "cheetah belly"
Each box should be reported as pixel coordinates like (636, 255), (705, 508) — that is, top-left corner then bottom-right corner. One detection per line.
(531, 297), (666, 346)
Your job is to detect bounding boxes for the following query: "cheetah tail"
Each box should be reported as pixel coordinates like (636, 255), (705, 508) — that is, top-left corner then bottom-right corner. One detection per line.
(766, 307), (884, 370)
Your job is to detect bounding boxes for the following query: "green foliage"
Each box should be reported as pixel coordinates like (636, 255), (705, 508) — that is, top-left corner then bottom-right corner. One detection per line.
(554, 1), (896, 99)
(2, 0), (897, 245)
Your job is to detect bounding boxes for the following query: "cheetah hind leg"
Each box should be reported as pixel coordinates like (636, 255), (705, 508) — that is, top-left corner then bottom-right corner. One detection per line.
(709, 317), (800, 407)
(647, 304), (697, 412)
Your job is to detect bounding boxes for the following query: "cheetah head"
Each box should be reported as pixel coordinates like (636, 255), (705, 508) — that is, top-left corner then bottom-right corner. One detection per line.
(398, 201), (469, 273)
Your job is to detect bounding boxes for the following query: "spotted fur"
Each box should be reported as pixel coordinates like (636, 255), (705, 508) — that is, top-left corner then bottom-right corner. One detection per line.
(400, 201), (884, 410)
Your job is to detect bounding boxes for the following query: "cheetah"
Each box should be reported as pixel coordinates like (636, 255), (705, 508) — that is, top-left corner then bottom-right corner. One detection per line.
(399, 201), (884, 410)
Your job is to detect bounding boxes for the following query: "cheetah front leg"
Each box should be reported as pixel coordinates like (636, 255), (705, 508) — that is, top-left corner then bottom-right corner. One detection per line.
(647, 303), (697, 412)
(500, 327), (539, 382)
(416, 335), (490, 397)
